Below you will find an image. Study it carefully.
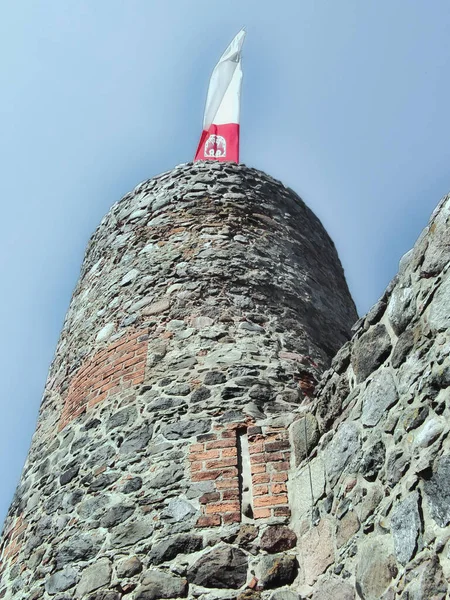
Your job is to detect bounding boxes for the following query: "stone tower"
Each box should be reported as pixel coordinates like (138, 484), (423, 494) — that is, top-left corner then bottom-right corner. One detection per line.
(0, 162), (357, 599)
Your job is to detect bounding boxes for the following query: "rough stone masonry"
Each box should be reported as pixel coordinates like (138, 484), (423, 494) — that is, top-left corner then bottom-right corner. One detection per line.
(0, 161), (449, 599)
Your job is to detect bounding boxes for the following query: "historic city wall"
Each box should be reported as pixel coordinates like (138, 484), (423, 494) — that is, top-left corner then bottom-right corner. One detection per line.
(0, 162), (356, 600)
(288, 192), (450, 599)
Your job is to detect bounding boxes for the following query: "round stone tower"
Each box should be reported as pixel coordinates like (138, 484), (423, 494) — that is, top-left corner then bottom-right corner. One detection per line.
(0, 162), (357, 599)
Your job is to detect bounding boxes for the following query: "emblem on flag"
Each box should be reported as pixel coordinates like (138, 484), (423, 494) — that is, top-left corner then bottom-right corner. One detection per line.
(194, 29), (245, 163)
(205, 134), (227, 158)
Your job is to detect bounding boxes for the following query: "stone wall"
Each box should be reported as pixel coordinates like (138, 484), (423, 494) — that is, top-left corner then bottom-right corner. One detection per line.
(0, 162), (356, 599)
(288, 192), (450, 599)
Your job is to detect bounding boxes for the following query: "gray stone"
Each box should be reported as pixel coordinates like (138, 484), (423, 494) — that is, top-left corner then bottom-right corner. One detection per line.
(142, 297), (170, 316)
(76, 558), (112, 596)
(190, 386), (211, 403)
(406, 555), (447, 600)
(116, 556), (142, 578)
(188, 545), (248, 589)
(119, 423), (153, 454)
(311, 577), (356, 600)
(135, 570), (188, 599)
(391, 328), (415, 369)
(148, 534), (203, 564)
(60, 466), (79, 485)
(88, 471), (120, 491)
(423, 455), (450, 527)
(56, 534), (99, 568)
(414, 417), (444, 448)
(351, 324), (392, 382)
(387, 285), (415, 335)
(86, 592), (121, 600)
(162, 419), (211, 439)
(45, 566), (78, 595)
(106, 406), (137, 431)
(324, 422), (360, 487)
(427, 273), (450, 332)
(162, 498), (197, 521)
(386, 450), (409, 487)
(260, 526), (297, 553)
(270, 591), (301, 600)
(100, 504), (135, 528)
(360, 439), (385, 480)
(120, 268), (140, 286)
(96, 322), (115, 343)
(355, 537), (397, 600)
(110, 518), (153, 548)
(122, 476), (142, 493)
(204, 371), (227, 385)
(165, 383), (191, 396)
(148, 465), (184, 489)
(291, 414), (319, 466)
(361, 368), (398, 427)
(404, 406), (429, 432)
(391, 492), (421, 564)
(257, 553), (297, 589)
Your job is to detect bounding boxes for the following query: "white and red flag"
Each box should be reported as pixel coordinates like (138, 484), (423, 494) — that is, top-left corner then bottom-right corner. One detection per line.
(194, 29), (246, 163)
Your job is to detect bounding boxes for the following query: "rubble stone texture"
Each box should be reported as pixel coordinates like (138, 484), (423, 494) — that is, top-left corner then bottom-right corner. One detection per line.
(1, 161), (449, 599)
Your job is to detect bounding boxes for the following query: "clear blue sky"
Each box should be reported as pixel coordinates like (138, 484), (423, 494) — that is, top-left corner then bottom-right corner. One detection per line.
(1, 1), (450, 524)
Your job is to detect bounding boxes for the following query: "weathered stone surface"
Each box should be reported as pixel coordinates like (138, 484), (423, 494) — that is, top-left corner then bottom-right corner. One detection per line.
(291, 414), (319, 465)
(311, 577), (355, 600)
(187, 545), (248, 589)
(116, 556), (142, 578)
(76, 558), (112, 596)
(119, 423), (153, 454)
(423, 455), (450, 527)
(324, 422), (360, 487)
(100, 504), (135, 528)
(336, 511), (360, 548)
(361, 368), (398, 427)
(355, 538), (397, 600)
(301, 519), (334, 586)
(270, 591), (300, 600)
(427, 273), (450, 332)
(391, 492), (421, 564)
(360, 439), (385, 480)
(110, 518), (153, 548)
(256, 553), (297, 589)
(387, 285), (415, 335)
(260, 526), (297, 553)
(351, 324), (392, 382)
(55, 534), (99, 568)
(136, 570), (188, 599)
(45, 566), (78, 595)
(148, 534), (203, 564)
(161, 419), (211, 439)
(406, 555), (447, 600)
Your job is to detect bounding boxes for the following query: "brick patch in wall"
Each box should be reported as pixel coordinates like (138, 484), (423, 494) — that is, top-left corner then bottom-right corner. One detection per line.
(0, 515), (27, 574)
(190, 423), (291, 527)
(58, 329), (148, 431)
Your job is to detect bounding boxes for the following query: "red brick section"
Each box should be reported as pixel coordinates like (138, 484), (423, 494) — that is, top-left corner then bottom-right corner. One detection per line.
(189, 422), (291, 527)
(248, 425), (291, 519)
(190, 426), (240, 528)
(58, 329), (148, 431)
(0, 515), (27, 576)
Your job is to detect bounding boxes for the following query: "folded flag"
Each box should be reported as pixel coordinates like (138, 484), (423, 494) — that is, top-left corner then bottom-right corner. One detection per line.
(194, 29), (246, 163)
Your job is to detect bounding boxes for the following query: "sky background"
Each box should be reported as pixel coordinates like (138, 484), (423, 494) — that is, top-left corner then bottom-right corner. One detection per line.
(1, 0), (450, 525)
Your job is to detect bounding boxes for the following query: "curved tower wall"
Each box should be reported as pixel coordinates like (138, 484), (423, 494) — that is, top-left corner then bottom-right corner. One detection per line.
(0, 162), (356, 599)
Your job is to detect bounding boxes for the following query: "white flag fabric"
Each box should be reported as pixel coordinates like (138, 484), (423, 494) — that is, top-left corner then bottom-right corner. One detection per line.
(194, 29), (245, 162)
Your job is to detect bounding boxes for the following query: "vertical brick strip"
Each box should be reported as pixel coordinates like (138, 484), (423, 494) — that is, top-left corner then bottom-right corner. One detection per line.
(189, 423), (291, 527)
